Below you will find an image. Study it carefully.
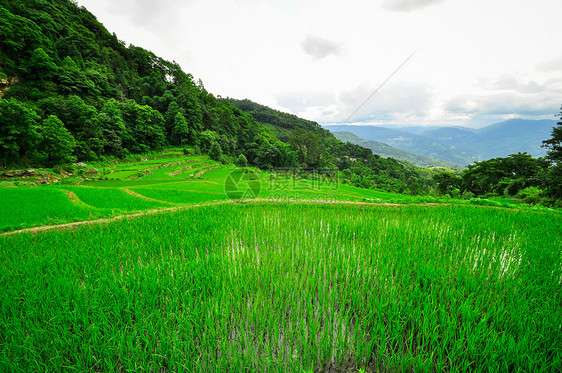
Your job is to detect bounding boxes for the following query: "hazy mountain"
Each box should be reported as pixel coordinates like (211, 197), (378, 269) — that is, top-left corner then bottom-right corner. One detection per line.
(420, 127), (482, 147)
(333, 132), (463, 169)
(323, 125), (474, 165)
(325, 119), (556, 165)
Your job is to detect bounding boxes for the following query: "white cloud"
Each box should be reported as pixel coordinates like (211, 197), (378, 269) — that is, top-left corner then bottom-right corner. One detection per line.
(445, 92), (561, 117)
(276, 91), (337, 113)
(479, 73), (546, 94)
(338, 81), (436, 122)
(301, 34), (346, 60)
(382, 0), (444, 12)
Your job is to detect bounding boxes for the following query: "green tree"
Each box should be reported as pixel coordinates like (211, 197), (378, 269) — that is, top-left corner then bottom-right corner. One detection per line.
(208, 141), (223, 161)
(37, 115), (76, 166)
(165, 101), (181, 134)
(542, 107), (562, 200)
(0, 6), (47, 73)
(252, 137), (279, 169)
(178, 85), (203, 142)
(38, 95), (103, 159)
(433, 172), (462, 196)
(0, 98), (41, 166)
(236, 153), (248, 167)
(98, 99), (126, 156)
(26, 47), (58, 80)
(171, 112), (189, 146)
(199, 130), (220, 151)
(461, 153), (548, 196)
(58, 56), (96, 95)
(542, 106), (562, 164)
(121, 101), (166, 153)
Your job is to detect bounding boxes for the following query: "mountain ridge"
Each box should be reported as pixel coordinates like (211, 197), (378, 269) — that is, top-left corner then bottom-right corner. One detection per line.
(332, 131), (463, 169)
(324, 119), (556, 165)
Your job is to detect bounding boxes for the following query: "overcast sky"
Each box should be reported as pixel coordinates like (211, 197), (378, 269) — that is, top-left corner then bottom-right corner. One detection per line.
(77, 0), (562, 128)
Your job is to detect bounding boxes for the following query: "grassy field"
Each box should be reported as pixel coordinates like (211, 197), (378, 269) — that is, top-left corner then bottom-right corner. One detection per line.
(0, 153), (224, 232)
(1, 151), (561, 371)
(2, 151), (556, 233)
(0, 152), (431, 233)
(1, 203), (560, 371)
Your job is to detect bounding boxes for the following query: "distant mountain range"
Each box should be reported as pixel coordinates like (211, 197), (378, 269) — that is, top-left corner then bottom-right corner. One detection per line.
(324, 119), (556, 166)
(332, 132), (463, 169)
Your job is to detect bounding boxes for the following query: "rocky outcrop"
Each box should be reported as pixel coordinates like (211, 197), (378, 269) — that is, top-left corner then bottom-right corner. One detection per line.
(85, 168), (99, 176)
(36, 173), (60, 185)
(1, 169), (38, 178)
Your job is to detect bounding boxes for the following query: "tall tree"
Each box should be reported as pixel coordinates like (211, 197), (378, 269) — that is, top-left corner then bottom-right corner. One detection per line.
(26, 47), (58, 80)
(542, 106), (562, 164)
(37, 115), (76, 166)
(0, 98), (41, 166)
(541, 106), (562, 200)
(171, 112), (189, 146)
(208, 141), (223, 161)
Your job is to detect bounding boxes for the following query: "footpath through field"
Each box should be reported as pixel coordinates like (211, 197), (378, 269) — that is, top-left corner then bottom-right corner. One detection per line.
(1, 199), (430, 237)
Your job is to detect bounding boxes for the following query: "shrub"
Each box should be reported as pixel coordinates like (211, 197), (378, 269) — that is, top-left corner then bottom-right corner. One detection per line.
(208, 141), (223, 161)
(516, 187), (543, 204)
(462, 191), (475, 200)
(236, 154), (248, 167)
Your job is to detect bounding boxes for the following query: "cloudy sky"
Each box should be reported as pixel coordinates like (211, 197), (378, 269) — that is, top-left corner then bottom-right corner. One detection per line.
(77, 0), (562, 128)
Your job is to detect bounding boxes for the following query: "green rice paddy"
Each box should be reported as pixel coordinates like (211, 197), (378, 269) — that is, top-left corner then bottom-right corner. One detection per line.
(1, 203), (560, 371)
(0, 152), (561, 371)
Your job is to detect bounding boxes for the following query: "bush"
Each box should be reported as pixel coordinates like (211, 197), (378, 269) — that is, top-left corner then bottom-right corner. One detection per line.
(236, 154), (248, 167)
(516, 187), (543, 204)
(506, 178), (525, 196)
(208, 141), (223, 161)
(450, 188), (461, 199)
(462, 191), (475, 200)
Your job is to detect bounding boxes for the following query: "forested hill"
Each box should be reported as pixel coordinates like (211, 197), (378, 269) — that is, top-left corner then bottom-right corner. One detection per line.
(229, 98), (332, 142)
(0, 0), (291, 168)
(0, 0), (432, 194)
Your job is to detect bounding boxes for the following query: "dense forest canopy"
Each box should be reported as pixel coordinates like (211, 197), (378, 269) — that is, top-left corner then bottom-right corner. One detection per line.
(0, 0), (292, 167)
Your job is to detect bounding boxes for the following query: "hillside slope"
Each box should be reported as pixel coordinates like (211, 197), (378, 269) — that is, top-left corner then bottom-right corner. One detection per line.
(0, 1), (432, 194)
(0, 0), (294, 169)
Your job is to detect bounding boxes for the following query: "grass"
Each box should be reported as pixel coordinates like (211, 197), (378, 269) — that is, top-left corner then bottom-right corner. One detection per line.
(0, 187), (105, 232)
(0, 203), (560, 371)
(1, 151), (557, 232)
(58, 186), (173, 212)
(130, 187), (228, 204)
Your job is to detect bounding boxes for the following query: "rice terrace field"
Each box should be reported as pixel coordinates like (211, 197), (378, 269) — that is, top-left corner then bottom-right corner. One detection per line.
(1, 151), (561, 372)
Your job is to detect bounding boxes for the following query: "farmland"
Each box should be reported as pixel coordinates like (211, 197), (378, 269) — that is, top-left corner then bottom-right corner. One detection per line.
(1, 202), (561, 371)
(0, 151), (546, 234)
(1, 152), (561, 372)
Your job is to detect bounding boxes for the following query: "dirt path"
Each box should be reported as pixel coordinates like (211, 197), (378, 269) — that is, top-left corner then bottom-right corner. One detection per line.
(0, 200), (237, 237)
(63, 190), (77, 201)
(0, 199), (443, 237)
(122, 188), (177, 205)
